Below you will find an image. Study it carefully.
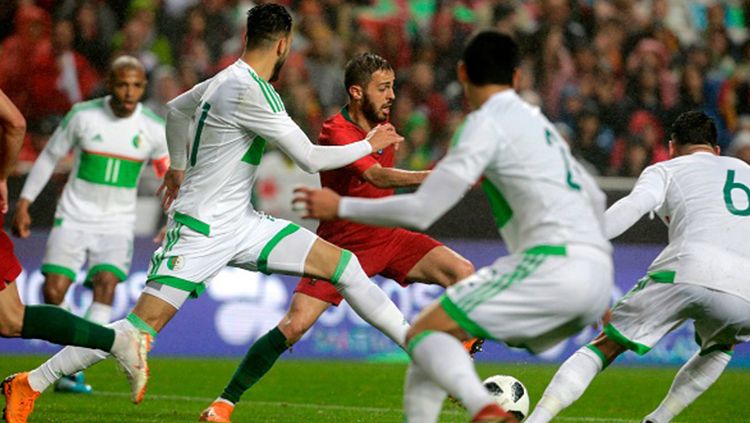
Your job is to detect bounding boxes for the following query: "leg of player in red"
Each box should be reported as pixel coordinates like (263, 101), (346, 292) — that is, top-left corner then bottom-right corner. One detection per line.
(0, 88), (149, 423)
(199, 52), (475, 422)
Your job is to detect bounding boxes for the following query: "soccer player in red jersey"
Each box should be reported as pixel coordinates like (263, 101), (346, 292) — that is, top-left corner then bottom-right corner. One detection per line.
(0, 89), (150, 423)
(198, 53), (475, 422)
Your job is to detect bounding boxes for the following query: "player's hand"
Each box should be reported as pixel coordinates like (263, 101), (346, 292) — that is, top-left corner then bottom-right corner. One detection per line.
(153, 225), (167, 244)
(292, 186), (340, 221)
(366, 123), (403, 153)
(157, 168), (184, 211)
(0, 178), (8, 214)
(10, 198), (32, 238)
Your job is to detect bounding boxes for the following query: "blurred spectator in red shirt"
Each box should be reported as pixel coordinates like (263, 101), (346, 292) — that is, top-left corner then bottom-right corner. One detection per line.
(610, 110), (669, 174)
(27, 20), (100, 120)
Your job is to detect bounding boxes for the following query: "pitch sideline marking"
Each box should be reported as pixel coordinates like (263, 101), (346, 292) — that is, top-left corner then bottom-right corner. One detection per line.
(94, 390), (638, 422)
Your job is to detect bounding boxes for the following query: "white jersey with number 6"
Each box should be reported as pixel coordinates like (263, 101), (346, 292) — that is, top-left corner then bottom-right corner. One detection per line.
(606, 152), (750, 302)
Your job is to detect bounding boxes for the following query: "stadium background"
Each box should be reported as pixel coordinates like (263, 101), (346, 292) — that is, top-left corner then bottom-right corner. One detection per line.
(2, 0), (750, 368)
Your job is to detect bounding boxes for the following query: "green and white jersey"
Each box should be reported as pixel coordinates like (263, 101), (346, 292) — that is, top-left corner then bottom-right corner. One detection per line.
(338, 90), (610, 254)
(606, 152), (750, 302)
(165, 59), (372, 237)
(446, 91), (610, 254)
(20, 96), (168, 233)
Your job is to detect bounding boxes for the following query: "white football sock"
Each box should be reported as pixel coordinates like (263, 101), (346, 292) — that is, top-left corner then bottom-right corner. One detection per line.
(27, 319), (133, 393)
(335, 252), (410, 346)
(643, 350), (731, 423)
(403, 361), (447, 423)
(84, 301), (112, 325)
(527, 346), (604, 423)
(408, 331), (494, 419)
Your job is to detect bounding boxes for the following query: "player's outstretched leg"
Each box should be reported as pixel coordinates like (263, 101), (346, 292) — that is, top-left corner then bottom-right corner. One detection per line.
(303, 239), (410, 346)
(403, 301), (515, 423)
(200, 293), (330, 422)
(642, 349), (732, 423)
(526, 334), (624, 423)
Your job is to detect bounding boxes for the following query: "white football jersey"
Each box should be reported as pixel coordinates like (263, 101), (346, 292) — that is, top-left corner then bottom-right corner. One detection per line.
(613, 152), (750, 301)
(437, 90), (610, 253)
(166, 60), (303, 236)
(21, 96), (168, 233)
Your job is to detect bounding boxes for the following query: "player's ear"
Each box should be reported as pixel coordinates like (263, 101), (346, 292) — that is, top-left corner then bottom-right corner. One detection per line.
(457, 61), (469, 85)
(512, 68), (522, 89)
(668, 140), (677, 158)
(349, 85), (363, 101)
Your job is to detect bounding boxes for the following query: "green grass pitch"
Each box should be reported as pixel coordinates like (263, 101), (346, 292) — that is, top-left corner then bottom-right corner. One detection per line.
(1, 355), (748, 422)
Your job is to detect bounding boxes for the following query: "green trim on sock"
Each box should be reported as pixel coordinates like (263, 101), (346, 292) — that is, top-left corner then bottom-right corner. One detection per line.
(220, 327), (289, 404)
(406, 330), (435, 356)
(41, 264), (76, 281)
(257, 223), (300, 274)
(439, 295), (493, 340)
(126, 313), (158, 339)
(21, 305), (115, 351)
(330, 250), (352, 285)
(585, 344), (611, 369)
(603, 323), (651, 356)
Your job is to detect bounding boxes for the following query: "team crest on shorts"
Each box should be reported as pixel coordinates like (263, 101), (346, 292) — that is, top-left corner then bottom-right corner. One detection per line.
(167, 255), (184, 271)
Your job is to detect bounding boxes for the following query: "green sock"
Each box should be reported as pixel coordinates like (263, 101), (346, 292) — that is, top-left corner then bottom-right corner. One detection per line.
(221, 327), (289, 404)
(20, 305), (115, 352)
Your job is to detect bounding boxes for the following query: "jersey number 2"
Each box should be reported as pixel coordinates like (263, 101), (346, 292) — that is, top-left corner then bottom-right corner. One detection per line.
(723, 169), (750, 216)
(545, 128), (580, 191)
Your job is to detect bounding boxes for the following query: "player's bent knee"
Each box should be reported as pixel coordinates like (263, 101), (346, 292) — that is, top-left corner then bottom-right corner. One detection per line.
(591, 334), (626, 363)
(0, 310), (24, 338)
(42, 282), (68, 305)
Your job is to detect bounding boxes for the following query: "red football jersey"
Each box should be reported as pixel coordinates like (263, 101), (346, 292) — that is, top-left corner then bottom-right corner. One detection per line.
(316, 108), (398, 245)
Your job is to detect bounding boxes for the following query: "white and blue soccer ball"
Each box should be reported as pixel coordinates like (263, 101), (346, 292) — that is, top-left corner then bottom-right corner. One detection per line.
(482, 374), (530, 422)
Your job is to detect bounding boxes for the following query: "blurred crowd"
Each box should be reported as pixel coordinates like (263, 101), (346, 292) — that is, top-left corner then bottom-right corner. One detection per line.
(2, 0), (750, 180)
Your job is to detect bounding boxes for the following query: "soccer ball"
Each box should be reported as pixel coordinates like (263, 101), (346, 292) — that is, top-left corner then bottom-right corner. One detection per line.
(482, 374), (530, 422)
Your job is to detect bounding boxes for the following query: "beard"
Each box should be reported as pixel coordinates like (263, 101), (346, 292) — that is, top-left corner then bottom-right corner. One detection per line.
(269, 56), (286, 82)
(361, 94), (389, 124)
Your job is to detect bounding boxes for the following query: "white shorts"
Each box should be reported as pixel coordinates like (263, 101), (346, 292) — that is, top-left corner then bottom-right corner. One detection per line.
(41, 225), (133, 286)
(145, 212), (317, 309)
(442, 244), (613, 354)
(605, 277), (750, 354)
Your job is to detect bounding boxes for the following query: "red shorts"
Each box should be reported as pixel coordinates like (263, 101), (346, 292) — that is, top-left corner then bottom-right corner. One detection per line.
(0, 229), (22, 291)
(294, 228), (442, 305)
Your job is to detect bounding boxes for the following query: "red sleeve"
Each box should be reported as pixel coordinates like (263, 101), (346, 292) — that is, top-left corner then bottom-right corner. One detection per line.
(319, 121), (377, 176)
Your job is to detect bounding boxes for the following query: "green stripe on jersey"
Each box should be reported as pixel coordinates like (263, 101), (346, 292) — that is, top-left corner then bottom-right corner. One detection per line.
(142, 106), (165, 125)
(247, 71), (285, 113)
(241, 136), (267, 166)
(77, 151), (144, 188)
(481, 179), (513, 229)
(173, 212), (211, 236)
(61, 98), (106, 129)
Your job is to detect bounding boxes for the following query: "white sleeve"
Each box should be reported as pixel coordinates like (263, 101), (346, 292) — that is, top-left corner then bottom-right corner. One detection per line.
(165, 80), (212, 170)
(337, 117), (494, 230)
(20, 118), (77, 202)
(235, 88), (372, 173)
(605, 164), (668, 239)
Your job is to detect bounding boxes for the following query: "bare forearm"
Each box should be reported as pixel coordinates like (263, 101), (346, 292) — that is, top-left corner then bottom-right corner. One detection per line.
(0, 91), (26, 179)
(364, 167), (430, 188)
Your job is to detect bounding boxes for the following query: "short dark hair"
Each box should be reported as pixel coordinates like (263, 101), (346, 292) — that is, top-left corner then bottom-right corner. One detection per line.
(671, 111), (717, 147)
(462, 30), (519, 86)
(344, 53), (393, 93)
(245, 4), (292, 50)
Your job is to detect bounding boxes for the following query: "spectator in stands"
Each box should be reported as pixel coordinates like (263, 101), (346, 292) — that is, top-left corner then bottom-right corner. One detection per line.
(610, 110), (670, 175)
(573, 105), (612, 175)
(729, 130), (750, 165)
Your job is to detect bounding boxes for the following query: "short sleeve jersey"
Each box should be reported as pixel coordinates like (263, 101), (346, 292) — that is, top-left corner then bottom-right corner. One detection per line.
(626, 153), (750, 301)
(435, 90), (610, 254)
(48, 96), (168, 233)
(170, 60), (301, 236)
(316, 108), (397, 245)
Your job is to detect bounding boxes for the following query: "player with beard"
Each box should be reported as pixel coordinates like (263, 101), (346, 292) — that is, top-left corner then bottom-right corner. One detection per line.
(198, 53), (475, 422)
(2, 6), (414, 422)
